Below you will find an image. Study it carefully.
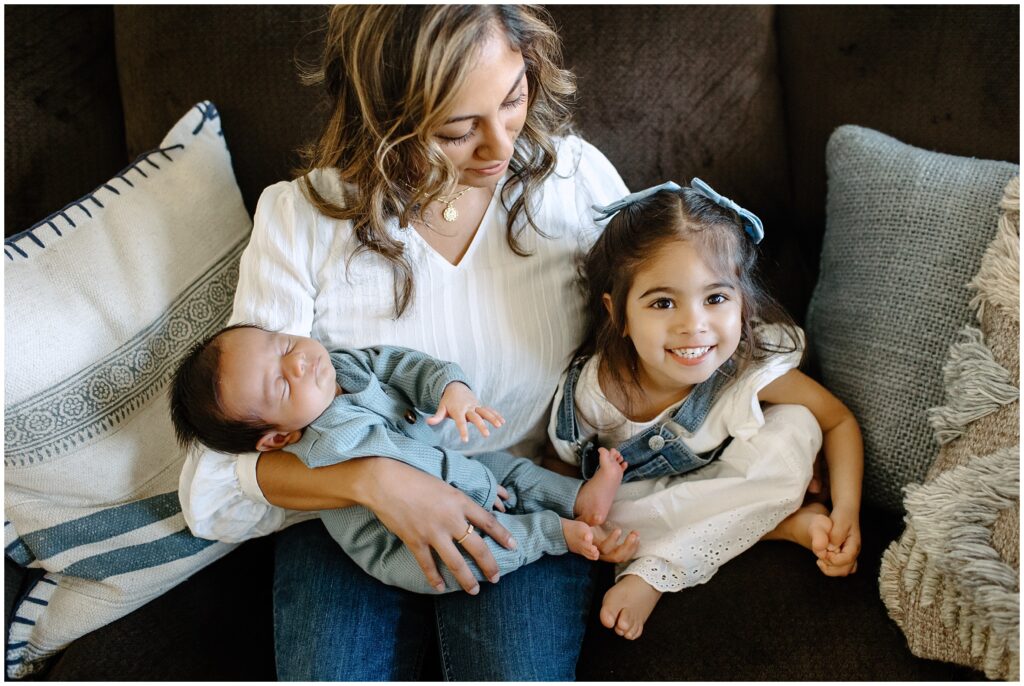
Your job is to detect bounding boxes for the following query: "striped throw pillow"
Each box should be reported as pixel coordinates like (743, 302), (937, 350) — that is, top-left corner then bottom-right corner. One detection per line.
(4, 102), (251, 678)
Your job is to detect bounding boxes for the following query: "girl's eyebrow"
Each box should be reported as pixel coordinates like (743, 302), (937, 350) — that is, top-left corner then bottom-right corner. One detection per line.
(443, 65), (528, 124)
(637, 282), (735, 298)
(637, 285), (677, 298)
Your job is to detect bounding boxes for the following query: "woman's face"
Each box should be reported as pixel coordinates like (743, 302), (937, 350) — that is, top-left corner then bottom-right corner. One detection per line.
(432, 31), (528, 188)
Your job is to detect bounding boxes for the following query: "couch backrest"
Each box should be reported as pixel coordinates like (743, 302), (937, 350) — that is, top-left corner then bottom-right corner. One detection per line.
(5, 5), (1018, 315)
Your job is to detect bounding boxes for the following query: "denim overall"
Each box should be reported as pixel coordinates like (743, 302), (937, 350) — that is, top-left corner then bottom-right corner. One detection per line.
(553, 356), (736, 482)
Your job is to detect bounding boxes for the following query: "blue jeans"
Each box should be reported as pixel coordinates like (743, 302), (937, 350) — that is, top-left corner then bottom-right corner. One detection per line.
(272, 519), (597, 681)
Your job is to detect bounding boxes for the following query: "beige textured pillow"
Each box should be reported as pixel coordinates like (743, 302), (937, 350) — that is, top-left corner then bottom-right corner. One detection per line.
(880, 177), (1020, 680)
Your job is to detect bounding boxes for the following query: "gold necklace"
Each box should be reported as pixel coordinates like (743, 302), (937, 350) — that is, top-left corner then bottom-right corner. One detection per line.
(436, 186), (473, 222)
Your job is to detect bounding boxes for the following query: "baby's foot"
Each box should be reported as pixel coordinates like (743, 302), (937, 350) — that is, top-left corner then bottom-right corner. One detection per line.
(574, 447), (627, 526)
(561, 519), (599, 560)
(763, 502), (832, 559)
(599, 574), (662, 640)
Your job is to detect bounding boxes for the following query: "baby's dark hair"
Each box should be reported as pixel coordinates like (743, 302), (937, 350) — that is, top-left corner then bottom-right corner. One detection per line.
(576, 184), (799, 415)
(168, 323), (274, 455)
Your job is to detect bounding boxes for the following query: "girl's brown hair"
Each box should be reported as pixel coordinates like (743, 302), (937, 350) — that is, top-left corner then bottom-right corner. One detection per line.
(576, 187), (799, 417)
(296, 5), (575, 317)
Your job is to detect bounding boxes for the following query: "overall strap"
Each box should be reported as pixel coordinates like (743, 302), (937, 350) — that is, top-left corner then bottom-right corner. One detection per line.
(577, 360), (738, 481)
(553, 354), (589, 445)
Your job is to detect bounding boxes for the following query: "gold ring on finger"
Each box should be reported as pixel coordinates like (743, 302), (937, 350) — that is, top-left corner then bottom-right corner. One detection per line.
(455, 524), (474, 545)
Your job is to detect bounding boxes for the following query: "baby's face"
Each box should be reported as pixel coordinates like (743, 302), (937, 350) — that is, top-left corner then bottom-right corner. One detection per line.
(216, 328), (338, 433)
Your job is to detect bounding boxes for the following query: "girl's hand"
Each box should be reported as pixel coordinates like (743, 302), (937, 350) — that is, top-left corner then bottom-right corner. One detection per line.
(592, 526), (640, 563)
(818, 507), (861, 576)
(427, 382), (505, 442)
(358, 458), (517, 594)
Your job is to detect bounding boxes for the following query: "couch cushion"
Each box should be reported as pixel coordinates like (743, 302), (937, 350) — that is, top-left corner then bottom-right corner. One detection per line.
(41, 537), (276, 681)
(805, 125), (1018, 512)
(880, 177), (1019, 680)
(577, 506), (981, 680)
(4, 102), (251, 678)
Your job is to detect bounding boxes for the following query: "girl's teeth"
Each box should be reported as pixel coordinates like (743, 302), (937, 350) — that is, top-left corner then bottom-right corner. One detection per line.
(671, 346), (711, 359)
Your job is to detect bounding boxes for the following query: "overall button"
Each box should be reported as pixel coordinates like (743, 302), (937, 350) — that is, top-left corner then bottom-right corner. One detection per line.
(648, 435), (666, 451)
(403, 409), (417, 424)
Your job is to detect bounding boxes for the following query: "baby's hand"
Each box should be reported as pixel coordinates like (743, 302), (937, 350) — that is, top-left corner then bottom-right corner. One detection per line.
(427, 382), (505, 442)
(492, 485), (510, 513)
(818, 507), (861, 577)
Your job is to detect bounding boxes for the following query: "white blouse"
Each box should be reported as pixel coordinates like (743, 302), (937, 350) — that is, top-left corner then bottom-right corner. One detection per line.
(547, 325), (822, 592)
(179, 135), (629, 542)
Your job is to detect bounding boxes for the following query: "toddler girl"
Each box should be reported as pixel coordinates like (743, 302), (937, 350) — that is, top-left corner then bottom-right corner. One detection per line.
(547, 180), (863, 639)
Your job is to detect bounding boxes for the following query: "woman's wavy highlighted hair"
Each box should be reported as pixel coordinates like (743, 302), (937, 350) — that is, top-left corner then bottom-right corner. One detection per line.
(296, 5), (576, 317)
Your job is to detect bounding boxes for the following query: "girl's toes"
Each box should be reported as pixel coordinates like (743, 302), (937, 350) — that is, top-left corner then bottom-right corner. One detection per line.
(616, 615), (633, 636)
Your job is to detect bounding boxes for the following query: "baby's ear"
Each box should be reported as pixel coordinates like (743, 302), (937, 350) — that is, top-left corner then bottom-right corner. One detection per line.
(255, 430), (302, 452)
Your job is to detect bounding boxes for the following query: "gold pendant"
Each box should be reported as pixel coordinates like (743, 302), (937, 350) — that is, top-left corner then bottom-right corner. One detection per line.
(442, 204), (458, 222)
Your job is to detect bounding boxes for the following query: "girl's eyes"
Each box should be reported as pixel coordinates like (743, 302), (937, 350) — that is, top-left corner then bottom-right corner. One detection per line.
(649, 294), (729, 309)
(436, 90), (527, 147)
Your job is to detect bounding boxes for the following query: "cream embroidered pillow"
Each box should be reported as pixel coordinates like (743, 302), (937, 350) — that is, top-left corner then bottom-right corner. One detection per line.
(4, 102), (251, 678)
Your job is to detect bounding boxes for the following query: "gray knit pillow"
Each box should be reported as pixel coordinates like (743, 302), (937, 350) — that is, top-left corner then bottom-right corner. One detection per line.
(805, 126), (1018, 512)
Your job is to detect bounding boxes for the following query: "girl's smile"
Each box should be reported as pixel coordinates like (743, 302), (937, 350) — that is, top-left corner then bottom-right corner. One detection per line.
(667, 345), (716, 365)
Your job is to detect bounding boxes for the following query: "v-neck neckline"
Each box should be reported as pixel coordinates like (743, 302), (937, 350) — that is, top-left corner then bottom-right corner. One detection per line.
(403, 179), (503, 270)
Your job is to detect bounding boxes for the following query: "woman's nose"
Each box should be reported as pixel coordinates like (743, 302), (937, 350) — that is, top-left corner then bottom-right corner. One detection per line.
(477, 118), (514, 162)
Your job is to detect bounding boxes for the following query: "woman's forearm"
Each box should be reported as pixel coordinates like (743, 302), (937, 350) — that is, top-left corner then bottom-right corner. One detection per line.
(255, 448), (516, 592)
(255, 449), (376, 510)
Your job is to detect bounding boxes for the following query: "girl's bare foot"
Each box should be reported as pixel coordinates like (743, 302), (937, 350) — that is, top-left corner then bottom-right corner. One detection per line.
(763, 502), (832, 559)
(574, 447), (627, 526)
(599, 574), (662, 640)
(561, 519), (599, 560)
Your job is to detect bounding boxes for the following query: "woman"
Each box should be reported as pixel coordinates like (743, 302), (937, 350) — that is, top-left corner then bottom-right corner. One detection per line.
(180, 5), (635, 680)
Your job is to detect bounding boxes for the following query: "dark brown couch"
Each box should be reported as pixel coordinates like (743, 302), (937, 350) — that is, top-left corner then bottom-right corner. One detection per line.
(5, 5), (1018, 680)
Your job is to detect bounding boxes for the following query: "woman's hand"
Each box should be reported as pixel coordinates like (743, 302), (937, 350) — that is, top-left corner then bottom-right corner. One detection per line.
(355, 458), (516, 594)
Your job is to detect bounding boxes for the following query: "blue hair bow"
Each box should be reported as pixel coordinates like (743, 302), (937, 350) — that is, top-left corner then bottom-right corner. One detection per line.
(592, 178), (764, 245)
(690, 177), (764, 244)
(591, 181), (682, 222)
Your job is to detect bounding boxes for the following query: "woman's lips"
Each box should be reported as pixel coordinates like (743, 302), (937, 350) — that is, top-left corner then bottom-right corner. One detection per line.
(469, 159), (509, 177)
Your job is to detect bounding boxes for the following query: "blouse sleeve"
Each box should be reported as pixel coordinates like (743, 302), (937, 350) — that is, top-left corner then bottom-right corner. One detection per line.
(228, 180), (320, 333)
(178, 180), (326, 541)
(179, 448), (317, 542)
